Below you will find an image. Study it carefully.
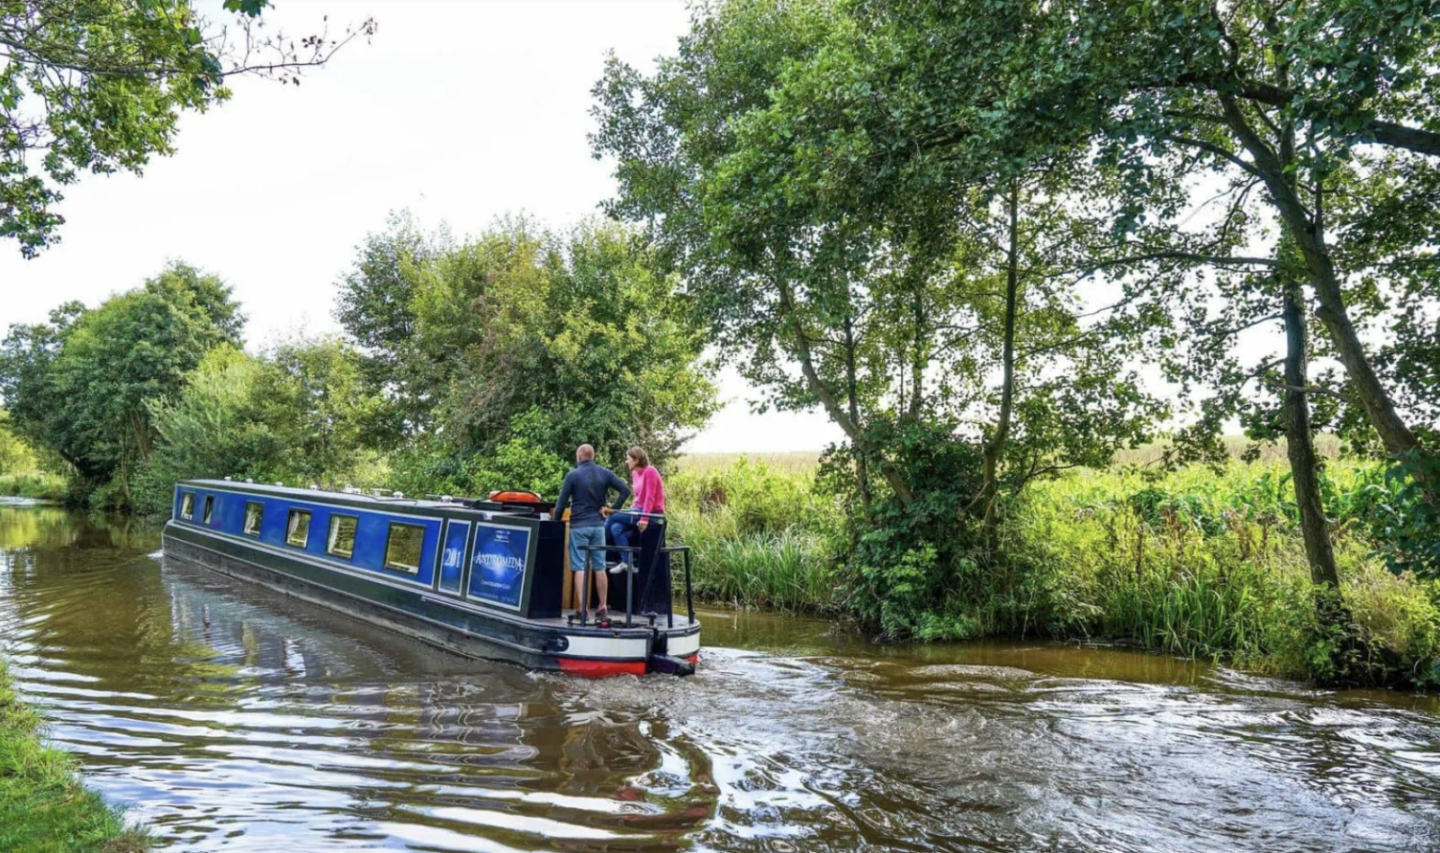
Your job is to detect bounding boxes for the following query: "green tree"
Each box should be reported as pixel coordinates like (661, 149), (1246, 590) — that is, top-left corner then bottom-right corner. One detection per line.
(333, 210), (440, 440)
(338, 216), (718, 496)
(132, 337), (387, 515)
(0, 262), (243, 503)
(590, 0), (1167, 636)
(0, 410), (39, 475)
(2, 0), (376, 256)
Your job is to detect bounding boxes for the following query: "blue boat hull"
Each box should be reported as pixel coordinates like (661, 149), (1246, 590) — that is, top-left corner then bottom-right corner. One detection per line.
(161, 480), (699, 676)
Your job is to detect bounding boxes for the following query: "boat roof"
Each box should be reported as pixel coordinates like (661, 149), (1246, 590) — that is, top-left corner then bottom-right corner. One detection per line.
(177, 479), (535, 516)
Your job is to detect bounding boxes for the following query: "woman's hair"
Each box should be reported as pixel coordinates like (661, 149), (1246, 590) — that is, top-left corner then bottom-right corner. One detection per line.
(626, 446), (650, 468)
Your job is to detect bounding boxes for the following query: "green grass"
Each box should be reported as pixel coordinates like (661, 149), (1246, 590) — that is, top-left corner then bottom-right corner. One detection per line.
(0, 660), (149, 853)
(666, 457), (836, 612)
(664, 453), (1440, 685)
(669, 506), (834, 612)
(0, 472), (69, 502)
(1003, 462), (1440, 681)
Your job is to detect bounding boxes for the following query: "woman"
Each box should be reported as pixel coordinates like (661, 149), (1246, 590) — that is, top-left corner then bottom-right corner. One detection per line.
(606, 446), (665, 574)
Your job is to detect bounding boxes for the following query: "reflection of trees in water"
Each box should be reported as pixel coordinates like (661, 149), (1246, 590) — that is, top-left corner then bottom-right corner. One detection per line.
(0, 511), (241, 709)
(0, 510), (722, 847)
(0, 506), (80, 551)
(0, 507), (162, 554)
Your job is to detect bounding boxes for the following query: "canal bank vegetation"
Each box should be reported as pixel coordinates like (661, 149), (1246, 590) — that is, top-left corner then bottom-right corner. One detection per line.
(0, 661), (148, 853)
(0, 413), (65, 502)
(671, 455), (1440, 686)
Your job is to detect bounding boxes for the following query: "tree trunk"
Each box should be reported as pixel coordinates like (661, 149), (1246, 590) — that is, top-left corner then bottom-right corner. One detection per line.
(843, 313), (872, 510)
(910, 288), (924, 419)
(1219, 97), (1427, 464)
(1282, 277), (1342, 589)
(777, 276), (915, 505)
(978, 184), (1021, 542)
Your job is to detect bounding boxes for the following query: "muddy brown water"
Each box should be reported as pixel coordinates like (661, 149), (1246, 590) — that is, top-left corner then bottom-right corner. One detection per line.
(3, 507), (1440, 852)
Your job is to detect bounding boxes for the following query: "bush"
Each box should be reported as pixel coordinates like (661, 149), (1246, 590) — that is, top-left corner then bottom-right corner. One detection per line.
(0, 472), (67, 502)
(822, 420), (990, 641)
(129, 341), (386, 515)
(382, 409), (572, 500)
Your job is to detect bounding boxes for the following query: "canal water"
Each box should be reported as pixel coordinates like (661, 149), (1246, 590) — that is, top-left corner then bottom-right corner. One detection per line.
(3, 506), (1440, 852)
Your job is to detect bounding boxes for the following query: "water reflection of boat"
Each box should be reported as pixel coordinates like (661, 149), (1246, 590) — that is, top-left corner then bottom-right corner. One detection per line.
(162, 480), (699, 677)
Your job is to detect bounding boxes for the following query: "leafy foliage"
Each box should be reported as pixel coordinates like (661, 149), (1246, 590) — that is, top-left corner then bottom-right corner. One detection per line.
(1, 1), (376, 256)
(130, 339), (386, 515)
(1350, 451), (1440, 580)
(591, 0), (1167, 636)
(0, 263), (243, 503)
(0, 410), (38, 476)
(337, 215), (718, 496)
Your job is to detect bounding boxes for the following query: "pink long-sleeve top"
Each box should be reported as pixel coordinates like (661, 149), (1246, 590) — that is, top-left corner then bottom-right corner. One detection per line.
(631, 465), (666, 514)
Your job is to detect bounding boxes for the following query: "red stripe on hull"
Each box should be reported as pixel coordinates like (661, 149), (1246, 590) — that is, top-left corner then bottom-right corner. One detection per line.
(558, 658), (649, 678)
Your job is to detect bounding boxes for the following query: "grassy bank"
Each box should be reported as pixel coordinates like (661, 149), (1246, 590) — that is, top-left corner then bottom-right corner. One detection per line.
(667, 455), (1440, 685)
(0, 661), (148, 853)
(0, 473), (68, 503)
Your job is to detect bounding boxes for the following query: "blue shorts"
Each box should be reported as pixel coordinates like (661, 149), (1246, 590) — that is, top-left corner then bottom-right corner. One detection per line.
(569, 525), (606, 573)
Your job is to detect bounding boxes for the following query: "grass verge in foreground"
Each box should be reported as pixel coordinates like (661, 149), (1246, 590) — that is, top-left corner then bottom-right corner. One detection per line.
(0, 660), (148, 853)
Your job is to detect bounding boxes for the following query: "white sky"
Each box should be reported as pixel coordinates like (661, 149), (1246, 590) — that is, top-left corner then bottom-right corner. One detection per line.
(0, 0), (843, 453)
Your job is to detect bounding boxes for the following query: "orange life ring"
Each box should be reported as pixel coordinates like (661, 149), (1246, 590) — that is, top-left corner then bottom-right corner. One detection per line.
(488, 490), (544, 503)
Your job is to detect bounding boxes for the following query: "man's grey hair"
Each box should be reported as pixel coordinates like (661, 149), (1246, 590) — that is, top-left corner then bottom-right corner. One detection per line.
(576, 444), (595, 461)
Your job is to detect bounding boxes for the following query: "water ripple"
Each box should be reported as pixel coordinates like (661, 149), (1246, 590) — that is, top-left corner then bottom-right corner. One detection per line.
(3, 509), (1440, 851)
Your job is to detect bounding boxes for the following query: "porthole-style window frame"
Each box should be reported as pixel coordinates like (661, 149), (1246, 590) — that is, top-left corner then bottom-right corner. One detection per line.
(286, 509), (312, 548)
(243, 501), (264, 537)
(384, 523), (426, 574)
(327, 514), (359, 559)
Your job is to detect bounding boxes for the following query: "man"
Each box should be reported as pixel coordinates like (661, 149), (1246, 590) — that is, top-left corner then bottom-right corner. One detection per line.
(554, 444), (631, 620)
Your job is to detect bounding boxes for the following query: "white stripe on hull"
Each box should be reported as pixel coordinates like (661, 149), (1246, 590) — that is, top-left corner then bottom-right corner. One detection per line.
(562, 634), (651, 659)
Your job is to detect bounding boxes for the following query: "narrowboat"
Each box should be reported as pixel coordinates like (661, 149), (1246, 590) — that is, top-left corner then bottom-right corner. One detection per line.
(161, 480), (700, 676)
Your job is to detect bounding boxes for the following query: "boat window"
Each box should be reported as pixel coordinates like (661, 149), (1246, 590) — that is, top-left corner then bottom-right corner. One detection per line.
(202, 495), (214, 524)
(384, 523), (425, 574)
(180, 492), (195, 520)
(286, 510), (312, 548)
(327, 515), (358, 559)
(243, 502), (264, 537)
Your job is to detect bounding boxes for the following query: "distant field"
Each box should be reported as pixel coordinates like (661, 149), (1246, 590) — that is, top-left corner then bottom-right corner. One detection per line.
(674, 451), (821, 474)
(679, 435), (1345, 474)
(1112, 434), (1343, 466)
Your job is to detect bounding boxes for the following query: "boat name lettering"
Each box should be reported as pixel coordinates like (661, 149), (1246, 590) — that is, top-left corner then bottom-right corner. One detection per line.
(473, 552), (526, 572)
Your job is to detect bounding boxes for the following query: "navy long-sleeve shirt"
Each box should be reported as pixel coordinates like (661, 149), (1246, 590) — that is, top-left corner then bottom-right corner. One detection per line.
(554, 460), (631, 528)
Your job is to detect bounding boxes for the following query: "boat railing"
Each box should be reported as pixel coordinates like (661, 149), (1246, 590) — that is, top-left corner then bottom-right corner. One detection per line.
(575, 543), (641, 627)
(571, 516), (696, 631)
(660, 545), (694, 629)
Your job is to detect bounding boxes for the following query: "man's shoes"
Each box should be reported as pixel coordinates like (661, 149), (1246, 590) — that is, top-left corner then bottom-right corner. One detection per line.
(607, 562), (633, 575)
